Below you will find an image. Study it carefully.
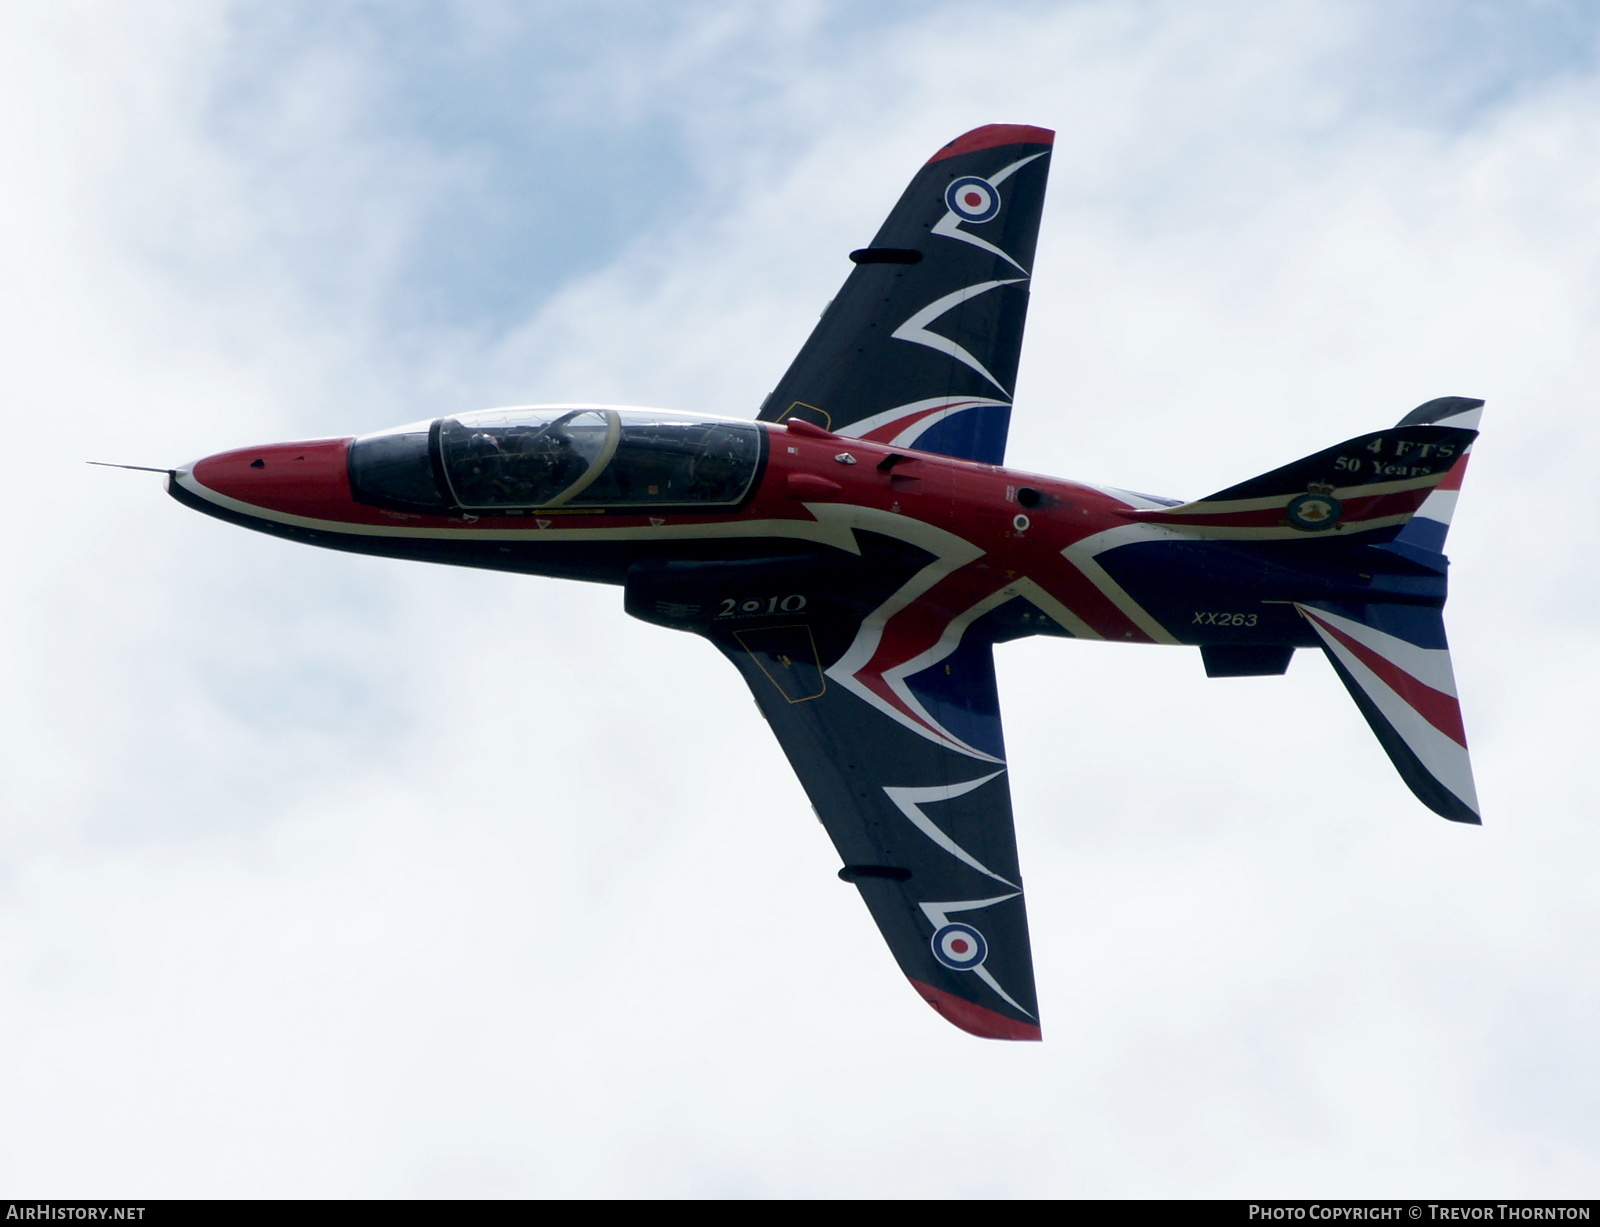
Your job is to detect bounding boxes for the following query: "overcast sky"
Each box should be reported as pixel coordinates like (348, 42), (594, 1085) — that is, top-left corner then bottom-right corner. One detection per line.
(1, 0), (1597, 1198)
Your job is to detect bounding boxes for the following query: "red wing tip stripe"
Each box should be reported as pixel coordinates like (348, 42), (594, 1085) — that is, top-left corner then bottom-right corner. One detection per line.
(1303, 611), (1468, 746)
(926, 124), (1055, 164)
(908, 978), (1041, 1041)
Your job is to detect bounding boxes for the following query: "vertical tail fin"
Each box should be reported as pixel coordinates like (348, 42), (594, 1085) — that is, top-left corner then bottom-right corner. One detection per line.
(1123, 396), (1481, 543)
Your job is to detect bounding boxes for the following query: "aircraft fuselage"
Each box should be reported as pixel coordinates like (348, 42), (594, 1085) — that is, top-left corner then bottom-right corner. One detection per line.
(172, 410), (1425, 659)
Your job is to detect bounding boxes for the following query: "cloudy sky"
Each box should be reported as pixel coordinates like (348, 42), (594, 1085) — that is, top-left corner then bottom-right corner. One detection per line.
(1, 0), (1597, 1198)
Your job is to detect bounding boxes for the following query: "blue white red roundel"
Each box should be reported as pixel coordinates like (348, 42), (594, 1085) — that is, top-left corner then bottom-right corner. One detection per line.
(931, 922), (988, 971)
(945, 176), (1000, 223)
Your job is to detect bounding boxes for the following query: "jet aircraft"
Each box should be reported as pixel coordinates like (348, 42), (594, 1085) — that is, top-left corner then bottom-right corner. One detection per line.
(163, 125), (1482, 1041)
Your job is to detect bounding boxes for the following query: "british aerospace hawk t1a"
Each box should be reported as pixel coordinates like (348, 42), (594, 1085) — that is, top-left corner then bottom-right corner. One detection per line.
(162, 125), (1483, 1041)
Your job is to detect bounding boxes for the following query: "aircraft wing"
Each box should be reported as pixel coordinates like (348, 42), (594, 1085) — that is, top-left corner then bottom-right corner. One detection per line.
(757, 124), (1054, 466)
(708, 610), (1042, 1041)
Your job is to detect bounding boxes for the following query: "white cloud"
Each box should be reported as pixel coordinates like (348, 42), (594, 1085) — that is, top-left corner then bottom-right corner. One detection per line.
(0, 0), (1596, 1196)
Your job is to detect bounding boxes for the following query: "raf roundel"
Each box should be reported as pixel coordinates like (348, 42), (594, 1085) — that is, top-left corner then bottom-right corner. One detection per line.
(931, 922), (989, 971)
(945, 176), (1001, 223)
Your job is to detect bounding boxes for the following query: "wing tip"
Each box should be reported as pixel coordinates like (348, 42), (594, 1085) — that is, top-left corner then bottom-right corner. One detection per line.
(925, 124), (1055, 166)
(908, 978), (1042, 1041)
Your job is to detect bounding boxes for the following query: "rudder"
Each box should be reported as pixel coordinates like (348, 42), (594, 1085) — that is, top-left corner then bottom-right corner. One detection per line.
(1389, 396), (1482, 557)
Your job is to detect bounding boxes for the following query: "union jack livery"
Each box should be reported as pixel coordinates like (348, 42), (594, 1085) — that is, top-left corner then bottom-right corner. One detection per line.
(160, 125), (1483, 1041)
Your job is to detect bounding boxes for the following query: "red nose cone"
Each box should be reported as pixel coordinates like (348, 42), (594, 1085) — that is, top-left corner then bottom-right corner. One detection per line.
(189, 438), (354, 519)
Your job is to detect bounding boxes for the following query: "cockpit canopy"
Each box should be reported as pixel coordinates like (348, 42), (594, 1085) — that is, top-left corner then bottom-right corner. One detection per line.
(348, 407), (764, 514)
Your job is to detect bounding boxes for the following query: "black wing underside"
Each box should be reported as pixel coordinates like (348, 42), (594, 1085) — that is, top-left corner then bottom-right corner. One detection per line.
(639, 126), (1055, 1038)
(757, 124), (1054, 466)
(711, 619), (1041, 1041)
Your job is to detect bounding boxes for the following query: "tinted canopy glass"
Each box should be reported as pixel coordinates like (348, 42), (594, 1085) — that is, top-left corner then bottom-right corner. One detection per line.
(438, 408), (761, 510)
(347, 419), (448, 512)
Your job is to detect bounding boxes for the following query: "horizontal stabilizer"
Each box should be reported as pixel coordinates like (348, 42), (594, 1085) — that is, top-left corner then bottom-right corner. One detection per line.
(1300, 602), (1480, 823)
